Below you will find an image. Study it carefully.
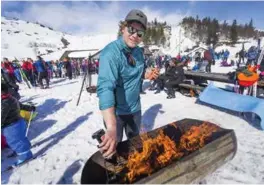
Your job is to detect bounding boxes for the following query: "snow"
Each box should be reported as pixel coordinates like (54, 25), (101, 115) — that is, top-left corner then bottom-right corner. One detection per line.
(1, 17), (116, 61)
(1, 16), (264, 184)
(1, 62), (264, 183)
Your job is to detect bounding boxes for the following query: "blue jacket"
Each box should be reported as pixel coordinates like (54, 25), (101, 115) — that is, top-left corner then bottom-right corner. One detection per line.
(223, 51), (230, 58)
(97, 37), (145, 115)
(33, 60), (46, 73)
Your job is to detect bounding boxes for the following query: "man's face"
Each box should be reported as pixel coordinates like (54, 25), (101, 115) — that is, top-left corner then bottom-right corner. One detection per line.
(122, 21), (145, 48)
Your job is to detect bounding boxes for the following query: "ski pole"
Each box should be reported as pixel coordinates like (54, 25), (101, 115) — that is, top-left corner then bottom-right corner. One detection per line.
(76, 70), (88, 106)
(26, 111), (34, 137)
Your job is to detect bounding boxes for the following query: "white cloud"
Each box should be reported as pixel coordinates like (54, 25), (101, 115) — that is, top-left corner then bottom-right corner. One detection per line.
(3, 2), (188, 35)
(3, 2), (123, 35)
(141, 6), (190, 26)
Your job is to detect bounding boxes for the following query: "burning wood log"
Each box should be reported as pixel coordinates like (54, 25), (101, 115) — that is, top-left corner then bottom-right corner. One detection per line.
(81, 118), (237, 184)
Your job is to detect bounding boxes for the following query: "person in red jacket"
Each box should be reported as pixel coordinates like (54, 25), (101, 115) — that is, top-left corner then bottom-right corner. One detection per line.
(204, 49), (213, 73)
(22, 58), (35, 86)
(2, 58), (16, 83)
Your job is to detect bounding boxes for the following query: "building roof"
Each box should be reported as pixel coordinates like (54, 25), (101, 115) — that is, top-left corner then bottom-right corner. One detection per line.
(68, 50), (99, 58)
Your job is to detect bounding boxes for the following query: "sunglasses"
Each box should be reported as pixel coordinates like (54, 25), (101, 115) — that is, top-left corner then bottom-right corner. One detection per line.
(127, 25), (145, 38)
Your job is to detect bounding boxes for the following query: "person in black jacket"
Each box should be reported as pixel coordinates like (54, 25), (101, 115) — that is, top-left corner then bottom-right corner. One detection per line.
(1, 83), (33, 166)
(1, 68), (20, 99)
(155, 58), (185, 99)
(63, 57), (72, 80)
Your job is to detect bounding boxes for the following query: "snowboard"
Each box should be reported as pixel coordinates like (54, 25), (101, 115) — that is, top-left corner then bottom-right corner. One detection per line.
(198, 83), (264, 130)
(81, 118), (236, 184)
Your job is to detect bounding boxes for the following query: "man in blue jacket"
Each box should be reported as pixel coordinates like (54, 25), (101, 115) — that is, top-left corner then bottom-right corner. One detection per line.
(33, 56), (49, 89)
(97, 9), (158, 159)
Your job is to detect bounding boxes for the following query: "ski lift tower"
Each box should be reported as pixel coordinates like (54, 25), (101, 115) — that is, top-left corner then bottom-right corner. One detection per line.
(179, 27), (182, 55)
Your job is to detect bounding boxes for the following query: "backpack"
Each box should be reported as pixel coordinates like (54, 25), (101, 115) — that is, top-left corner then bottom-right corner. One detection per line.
(247, 46), (258, 60)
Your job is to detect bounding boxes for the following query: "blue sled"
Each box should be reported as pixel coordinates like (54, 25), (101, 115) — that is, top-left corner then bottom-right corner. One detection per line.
(198, 83), (264, 130)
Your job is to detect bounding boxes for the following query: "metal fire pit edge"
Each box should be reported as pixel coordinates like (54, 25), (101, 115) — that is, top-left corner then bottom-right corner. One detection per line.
(134, 130), (237, 184)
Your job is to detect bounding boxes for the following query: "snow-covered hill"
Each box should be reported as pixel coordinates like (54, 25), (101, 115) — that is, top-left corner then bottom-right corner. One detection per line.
(1, 16), (263, 62)
(1, 17), (116, 60)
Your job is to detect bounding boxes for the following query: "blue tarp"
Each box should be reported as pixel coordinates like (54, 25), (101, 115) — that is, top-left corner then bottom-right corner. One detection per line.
(199, 83), (264, 130)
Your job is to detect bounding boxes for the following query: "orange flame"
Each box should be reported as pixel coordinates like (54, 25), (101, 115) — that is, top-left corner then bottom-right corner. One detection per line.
(180, 122), (219, 151)
(125, 129), (183, 182)
(122, 122), (219, 183)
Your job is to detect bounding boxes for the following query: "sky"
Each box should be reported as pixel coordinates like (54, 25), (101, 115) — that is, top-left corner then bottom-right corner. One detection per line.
(1, 1), (264, 35)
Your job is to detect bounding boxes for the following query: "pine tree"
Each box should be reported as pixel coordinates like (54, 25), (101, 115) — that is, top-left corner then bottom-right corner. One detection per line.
(211, 19), (219, 46)
(154, 18), (158, 26)
(206, 18), (213, 45)
(143, 28), (151, 45)
(244, 23), (249, 38)
(248, 18), (255, 37)
(230, 20), (238, 45)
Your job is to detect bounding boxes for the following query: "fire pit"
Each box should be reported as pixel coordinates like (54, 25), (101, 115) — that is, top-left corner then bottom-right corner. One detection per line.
(81, 118), (237, 184)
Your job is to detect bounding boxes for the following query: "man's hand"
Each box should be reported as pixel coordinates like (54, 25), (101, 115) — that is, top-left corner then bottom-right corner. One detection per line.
(145, 68), (160, 80)
(98, 127), (117, 159)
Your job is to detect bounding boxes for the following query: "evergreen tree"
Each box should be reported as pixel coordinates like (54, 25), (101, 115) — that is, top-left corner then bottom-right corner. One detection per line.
(230, 20), (238, 45)
(244, 23), (249, 38)
(154, 18), (158, 26)
(211, 19), (219, 46)
(248, 18), (255, 37)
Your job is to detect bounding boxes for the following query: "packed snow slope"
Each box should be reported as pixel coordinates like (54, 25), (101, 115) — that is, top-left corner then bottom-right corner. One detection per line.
(1, 63), (264, 184)
(1, 17), (116, 60)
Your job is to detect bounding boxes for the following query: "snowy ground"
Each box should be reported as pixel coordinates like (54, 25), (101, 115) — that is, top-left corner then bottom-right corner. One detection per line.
(1, 63), (264, 184)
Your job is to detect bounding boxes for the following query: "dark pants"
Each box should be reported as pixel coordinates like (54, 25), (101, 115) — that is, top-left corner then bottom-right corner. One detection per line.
(38, 71), (49, 88)
(67, 69), (72, 80)
(104, 111), (142, 142)
(164, 80), (177, 96)
(140, 79), (144, 92)
(246, 59), (256, 66)
(206, 60), (212, 72)
(23, 70), (35, 86)
(156, 75), (178, 96)
(156, 74), (166, 90)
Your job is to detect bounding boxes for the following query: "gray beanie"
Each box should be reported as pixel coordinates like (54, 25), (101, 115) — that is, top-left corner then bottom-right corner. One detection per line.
(125, 9), (147, 29)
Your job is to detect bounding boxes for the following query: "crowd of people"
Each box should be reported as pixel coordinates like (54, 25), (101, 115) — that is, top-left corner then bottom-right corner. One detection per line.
(2, 8), (264, 169)
(1, 55), (100, 166)
(1, 56), (99, 89)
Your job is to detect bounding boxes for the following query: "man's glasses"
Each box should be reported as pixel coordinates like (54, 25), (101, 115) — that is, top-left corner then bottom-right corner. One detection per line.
(127, 25), (145, 38)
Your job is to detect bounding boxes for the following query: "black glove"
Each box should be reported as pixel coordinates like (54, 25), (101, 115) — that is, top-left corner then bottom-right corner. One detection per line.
(29, 105), (36, 112)
(20, 103), (36, 112)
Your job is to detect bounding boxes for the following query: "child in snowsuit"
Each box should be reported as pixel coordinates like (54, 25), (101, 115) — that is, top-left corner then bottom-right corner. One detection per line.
(1, 83), (33, 166)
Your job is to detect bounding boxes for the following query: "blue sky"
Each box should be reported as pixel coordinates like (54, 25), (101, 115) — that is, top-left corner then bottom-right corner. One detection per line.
(1, 1), (264, 35)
